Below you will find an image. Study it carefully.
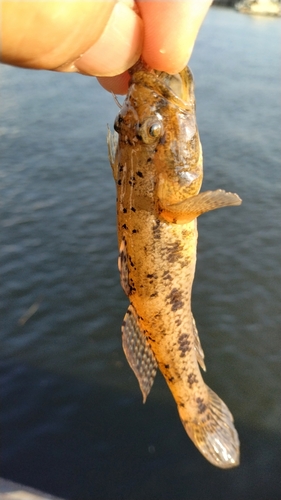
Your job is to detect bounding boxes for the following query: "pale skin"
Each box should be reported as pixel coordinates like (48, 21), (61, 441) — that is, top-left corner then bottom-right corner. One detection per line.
(1, 0), (212, 94)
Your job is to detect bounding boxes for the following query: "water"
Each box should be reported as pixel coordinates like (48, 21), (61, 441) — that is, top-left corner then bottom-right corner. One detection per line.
(1, 6), (280, 500)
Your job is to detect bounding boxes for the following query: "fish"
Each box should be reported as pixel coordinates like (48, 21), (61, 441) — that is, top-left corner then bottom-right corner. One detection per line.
(107, 59), (241, 468)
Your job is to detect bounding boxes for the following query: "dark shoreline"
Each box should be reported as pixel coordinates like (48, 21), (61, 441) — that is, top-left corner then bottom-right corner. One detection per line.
(212, 0), (237, 6)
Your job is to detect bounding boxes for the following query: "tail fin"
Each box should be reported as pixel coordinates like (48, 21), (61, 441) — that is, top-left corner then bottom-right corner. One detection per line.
(178, 386), (240, 469)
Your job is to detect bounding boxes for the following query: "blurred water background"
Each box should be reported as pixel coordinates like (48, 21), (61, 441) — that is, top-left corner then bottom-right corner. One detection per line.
(1, 6), (280, 500)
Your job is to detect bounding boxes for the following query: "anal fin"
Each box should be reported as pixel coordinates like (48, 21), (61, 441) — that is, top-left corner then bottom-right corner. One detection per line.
(192, 314), (206, 371)
(160, 190), (242, 224)
(122, 304), (158, 403)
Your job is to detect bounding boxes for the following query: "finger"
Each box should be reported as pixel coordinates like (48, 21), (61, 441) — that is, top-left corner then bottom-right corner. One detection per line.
(97, 72), (131, 95)
(136, 0), (212, 74)
(74, 1), (143, 77)
(1, 1), (116, 70)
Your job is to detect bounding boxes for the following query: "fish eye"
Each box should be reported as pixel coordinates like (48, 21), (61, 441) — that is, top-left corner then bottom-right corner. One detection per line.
(149, 122), (163, 137)
(139, 117), (164, 144)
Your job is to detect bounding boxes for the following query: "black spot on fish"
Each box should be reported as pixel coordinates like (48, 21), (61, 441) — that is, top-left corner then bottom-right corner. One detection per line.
(150, 292), (158, 298)
(131, 207), (136, 212)
(117, 180), (122, 186)
(166, 288), (184, 312)
(168, 376), (175, 383)
(178, 333), (191, 357)
(123, 208), (127, 213)
(129, 176), (136, 187)
(162, 270), (172, 281)
(128, 276), (136, 293)
(179, 402), (185, 408)
(122, 224), (128, 230)
(180, 257), (189, 269)
(128, 258), (134, 267)
(175, 318), (182, 326)
(136, 171), (143, 178)
(118, 164), (124, 172)
(147, 274), (154, 279)
(164, 364), (170, 369)
(166, 241), (184, 263)
(178, 333), (189, 343)
(132, 229), (138, 234)
(196, 397), (207, 414)
(147, 157), (152, 163)
(159, 133), (166, 145)
(187, 373), (198, 388)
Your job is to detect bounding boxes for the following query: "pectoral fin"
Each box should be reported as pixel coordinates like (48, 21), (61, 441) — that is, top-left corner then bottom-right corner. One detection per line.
(160, 190), (242, 224)
(107, 127), (118, 181)
(122, 305), (158, 403)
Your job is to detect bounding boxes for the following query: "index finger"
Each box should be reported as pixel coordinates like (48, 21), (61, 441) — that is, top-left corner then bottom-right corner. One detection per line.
(136, 0), (212, 73)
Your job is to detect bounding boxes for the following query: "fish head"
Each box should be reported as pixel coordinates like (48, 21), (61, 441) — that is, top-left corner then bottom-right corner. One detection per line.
(114, 60), (203, 206)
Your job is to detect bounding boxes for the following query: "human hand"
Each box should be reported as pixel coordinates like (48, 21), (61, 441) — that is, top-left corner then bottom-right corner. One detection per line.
(1, 0), (212, 94)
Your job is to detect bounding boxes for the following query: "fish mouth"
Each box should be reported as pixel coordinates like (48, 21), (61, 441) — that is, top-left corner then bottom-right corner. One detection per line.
(129, 58), (195, 112)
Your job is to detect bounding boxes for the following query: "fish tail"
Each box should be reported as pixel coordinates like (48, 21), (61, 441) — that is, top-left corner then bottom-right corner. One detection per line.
(178, 386), (240, 469)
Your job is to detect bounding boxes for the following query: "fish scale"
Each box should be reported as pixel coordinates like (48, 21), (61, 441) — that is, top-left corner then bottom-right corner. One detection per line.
(108, 58), (241, 468)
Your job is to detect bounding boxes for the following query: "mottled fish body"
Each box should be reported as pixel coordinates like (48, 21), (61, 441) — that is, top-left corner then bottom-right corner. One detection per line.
(108, 59), (241, 468)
